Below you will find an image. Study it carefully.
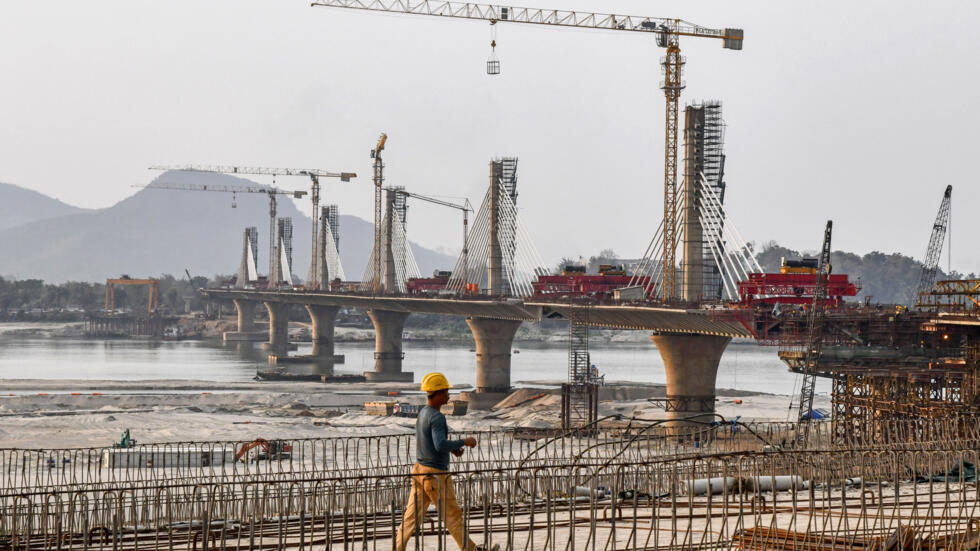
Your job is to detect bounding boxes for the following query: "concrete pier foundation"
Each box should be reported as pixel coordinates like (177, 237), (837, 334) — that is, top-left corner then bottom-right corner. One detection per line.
(263, 302), (291, 360)
(224, 299), (265, 342)
(364, 310), (413, 382)
(650, 333), (731, 427)
(460, 317), (522, 410)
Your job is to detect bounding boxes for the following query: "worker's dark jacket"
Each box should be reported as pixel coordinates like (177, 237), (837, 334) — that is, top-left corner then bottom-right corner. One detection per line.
(416, 405), (464, 471)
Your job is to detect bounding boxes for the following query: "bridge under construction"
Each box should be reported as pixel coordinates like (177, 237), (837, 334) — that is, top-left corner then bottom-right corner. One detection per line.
(12, 1), (980, 549)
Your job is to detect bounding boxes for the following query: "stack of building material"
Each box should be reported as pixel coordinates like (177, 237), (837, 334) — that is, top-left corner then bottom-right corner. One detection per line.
(440, 400), (468, 416)
(364, 401), (397, 416)
(733, 526), (919, 551)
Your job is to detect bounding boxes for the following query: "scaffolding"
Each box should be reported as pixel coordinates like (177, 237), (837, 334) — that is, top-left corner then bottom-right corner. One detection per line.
(680, 102), (727, 302)
(776, 304), (980, 444)
(699, 102), (726, 301)
(498, 158), (518, 296)
(271, 217), (293, 286)
(325, 204), (340, 252)
(562, 305), (598, 430)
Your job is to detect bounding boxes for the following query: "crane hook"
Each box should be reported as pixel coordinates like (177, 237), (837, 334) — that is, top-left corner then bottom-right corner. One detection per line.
(487, 24), (500, 75)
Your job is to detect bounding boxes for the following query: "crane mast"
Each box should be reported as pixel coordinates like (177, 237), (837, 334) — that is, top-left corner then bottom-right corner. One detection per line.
(661, 42), (683, 301)
(914, 185), (953, 306)
(312, 0), (742, 302)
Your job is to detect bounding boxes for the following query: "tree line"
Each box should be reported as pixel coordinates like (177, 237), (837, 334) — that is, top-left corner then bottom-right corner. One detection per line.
(0, 274), (216, 319)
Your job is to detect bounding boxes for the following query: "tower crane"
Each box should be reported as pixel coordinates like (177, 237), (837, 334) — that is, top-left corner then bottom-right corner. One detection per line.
(136, 177), (308, 282)
(392, 189), (473, 289)
(311, 1), (744, 301)
(913, 185), (953, 306)
(149, 165), (356, 286)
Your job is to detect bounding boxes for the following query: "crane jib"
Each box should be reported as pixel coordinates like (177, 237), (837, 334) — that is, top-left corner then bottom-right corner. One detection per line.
(312, 1), (743, 48)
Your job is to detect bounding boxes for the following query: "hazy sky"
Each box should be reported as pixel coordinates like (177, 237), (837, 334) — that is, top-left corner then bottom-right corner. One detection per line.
(2, 1), (978, 272)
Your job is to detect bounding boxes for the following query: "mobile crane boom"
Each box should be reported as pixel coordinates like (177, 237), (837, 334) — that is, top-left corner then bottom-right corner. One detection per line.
(913, 185), (953, 306)
(797, 220), (833, 446)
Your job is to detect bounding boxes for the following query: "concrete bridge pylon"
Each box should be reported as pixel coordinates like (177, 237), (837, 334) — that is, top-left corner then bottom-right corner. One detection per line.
(364, 309), (413, 382)
(650, 333), (731, 427)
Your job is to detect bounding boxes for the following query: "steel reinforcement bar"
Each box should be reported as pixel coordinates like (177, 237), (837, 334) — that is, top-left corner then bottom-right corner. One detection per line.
(0, 420), (808, 493)
(3, 446), (980, 551)
(6, 417), (980, 495)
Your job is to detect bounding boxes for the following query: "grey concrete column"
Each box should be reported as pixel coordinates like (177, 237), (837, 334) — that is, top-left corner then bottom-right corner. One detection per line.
(681, 106), (704, 302)
(264, 302), (291, 358)
(460, 317), (522, 409)
(364, 310), (413, 382)
(306, 304), (340, 359)
(224, 299), (266, 342)
(234, 299), (256, 332)
(651, 333), (730, 427)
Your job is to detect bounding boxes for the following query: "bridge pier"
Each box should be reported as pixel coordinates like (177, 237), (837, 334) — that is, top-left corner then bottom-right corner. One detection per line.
(460, 317), (522, 410)
(263, 302), (291, 361)
(650, 333), (731, 428)
(223, 299), (265, 342)
(364, 310), (413, 382)
(306, 305), (343, 363)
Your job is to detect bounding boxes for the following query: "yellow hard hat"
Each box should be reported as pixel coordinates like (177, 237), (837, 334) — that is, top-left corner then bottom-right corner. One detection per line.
(420, 372), (451, 393)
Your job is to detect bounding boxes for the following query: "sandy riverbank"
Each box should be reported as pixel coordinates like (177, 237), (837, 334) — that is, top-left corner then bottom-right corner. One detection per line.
(0, 378), (825, 449)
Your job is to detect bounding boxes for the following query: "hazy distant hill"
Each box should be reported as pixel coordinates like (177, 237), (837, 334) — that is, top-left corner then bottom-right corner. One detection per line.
(0, 182), (89, 231)
(0, 173), (455, 283)
(755, 241), (976, 305)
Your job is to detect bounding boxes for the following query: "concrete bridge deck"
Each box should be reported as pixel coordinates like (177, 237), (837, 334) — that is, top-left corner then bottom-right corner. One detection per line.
(202, 288), (751, 418)
(204, 288), (542, 320)
(203, 289), (752, 337)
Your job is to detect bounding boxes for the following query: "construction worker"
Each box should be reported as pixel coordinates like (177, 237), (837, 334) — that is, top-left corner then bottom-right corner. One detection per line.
(394, 372), (497, 551)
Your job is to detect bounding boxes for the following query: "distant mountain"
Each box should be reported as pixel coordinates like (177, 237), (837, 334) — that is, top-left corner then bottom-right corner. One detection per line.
(0, 173), (455, 283)
(0, 182), (89, 231)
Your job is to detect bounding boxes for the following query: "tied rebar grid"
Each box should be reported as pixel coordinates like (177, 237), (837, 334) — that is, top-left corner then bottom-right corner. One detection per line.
(5, 443), (980, 551)
(7, 417), (980, 495)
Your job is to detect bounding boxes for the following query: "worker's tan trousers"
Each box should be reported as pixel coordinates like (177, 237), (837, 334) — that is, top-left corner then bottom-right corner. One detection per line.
(394, 463), (476, 551)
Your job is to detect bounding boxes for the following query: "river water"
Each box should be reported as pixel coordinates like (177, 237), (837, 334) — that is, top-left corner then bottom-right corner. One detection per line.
(0, 334), (827, 396)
